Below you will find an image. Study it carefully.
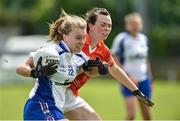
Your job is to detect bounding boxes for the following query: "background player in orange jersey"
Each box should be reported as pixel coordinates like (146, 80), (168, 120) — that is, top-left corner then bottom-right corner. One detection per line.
(64, 8), (154, 120)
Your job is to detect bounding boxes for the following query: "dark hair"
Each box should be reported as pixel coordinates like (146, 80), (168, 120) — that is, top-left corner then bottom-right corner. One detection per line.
(85, 7), (110, 32)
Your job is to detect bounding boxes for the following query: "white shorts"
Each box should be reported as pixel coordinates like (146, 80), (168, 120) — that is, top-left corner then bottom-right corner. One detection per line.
(61, 88), (94, 113)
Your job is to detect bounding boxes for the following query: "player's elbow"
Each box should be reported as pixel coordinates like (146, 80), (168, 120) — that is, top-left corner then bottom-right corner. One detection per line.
(16, 65), (31, 77)
(16, 66), (22, 74)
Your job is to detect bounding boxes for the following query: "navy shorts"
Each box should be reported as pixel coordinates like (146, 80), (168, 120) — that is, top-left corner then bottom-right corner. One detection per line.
(121, 77), (152, 98)
(24, 99), (64, 120)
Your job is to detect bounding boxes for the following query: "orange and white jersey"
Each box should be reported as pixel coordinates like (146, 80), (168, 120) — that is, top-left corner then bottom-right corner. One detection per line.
(70, 34), (115, 95)
(82, 34), (115, 67)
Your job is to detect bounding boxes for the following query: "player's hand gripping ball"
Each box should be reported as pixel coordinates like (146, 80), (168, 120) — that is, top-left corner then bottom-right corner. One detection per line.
(33, 47), (60, 66)
(31, 47), (60, 78)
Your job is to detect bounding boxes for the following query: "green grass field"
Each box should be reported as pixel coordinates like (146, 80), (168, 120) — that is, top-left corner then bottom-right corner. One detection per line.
(0, 78), (180, 120)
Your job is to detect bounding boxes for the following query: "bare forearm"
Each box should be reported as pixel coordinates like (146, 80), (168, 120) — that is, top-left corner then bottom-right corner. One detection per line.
(109, 64), (138, 91)
(147, 60), (153, 80)
(16, 64), (32, 77)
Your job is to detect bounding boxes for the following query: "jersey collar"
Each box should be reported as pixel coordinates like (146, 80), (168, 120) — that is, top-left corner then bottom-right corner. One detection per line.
(58, 41), (71, 52)
(86, 33), (103, 49)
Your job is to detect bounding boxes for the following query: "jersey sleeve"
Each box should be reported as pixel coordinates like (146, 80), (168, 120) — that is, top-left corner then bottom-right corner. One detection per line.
(74, 51), (89, 67)
(111, 33), (124, 55)
(103, 45), (115, 68)
(29, 52), (35, 58)
(140, 33), (149, 56)
(143, 34), (149, 50)
(80, 51), (89, 61)
(70, 73), (90, 96)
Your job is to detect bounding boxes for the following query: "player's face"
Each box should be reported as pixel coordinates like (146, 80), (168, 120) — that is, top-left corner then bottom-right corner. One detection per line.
(63, 27), (86, 53)
(126, 16), (143, 35)
(89, 14), (112, 41)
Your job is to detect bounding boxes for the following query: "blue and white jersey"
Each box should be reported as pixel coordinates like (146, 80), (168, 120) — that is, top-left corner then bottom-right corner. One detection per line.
(111, 32), (149, 81)
(29, 41), (89, 112)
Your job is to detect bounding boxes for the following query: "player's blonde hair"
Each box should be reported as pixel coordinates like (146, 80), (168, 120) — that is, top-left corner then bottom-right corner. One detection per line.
(49, 9), (87, 42)
(124, 12), (143, 33)
(124, 12), (142, 24)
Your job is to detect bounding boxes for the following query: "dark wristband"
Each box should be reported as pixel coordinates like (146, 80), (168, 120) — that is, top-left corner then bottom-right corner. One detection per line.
(30, 69), (37, 78)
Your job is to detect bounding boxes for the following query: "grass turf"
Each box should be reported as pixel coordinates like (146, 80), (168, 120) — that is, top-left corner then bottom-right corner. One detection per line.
(0, 78), (180, 120)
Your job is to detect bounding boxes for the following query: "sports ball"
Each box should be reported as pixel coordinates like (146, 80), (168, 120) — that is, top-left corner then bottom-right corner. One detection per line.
(33, 47), (60, 66)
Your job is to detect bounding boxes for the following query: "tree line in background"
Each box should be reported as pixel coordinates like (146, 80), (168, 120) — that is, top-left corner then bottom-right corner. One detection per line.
(0, 0), (180, 57)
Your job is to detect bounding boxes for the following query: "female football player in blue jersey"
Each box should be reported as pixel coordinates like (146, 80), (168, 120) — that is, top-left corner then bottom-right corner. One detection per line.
(16, 10), (103, 121)
(111, 13), (153, 120)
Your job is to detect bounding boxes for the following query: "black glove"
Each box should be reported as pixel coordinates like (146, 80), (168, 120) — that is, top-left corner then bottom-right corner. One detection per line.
(31, 57), (58, 78)
(98, 63), (109, 75)
(83, 58), (102, 71)
(133, 90), (154, 107)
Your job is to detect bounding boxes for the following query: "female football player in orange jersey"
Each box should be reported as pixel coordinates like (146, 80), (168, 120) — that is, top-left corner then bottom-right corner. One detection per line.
(64, 8), (153, 120)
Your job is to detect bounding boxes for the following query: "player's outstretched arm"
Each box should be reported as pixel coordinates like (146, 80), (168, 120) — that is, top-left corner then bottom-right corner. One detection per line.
(109, 63), (154, 107)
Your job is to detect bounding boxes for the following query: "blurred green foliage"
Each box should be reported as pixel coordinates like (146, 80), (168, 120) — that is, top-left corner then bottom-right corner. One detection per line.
(0, 0), (180, 57)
